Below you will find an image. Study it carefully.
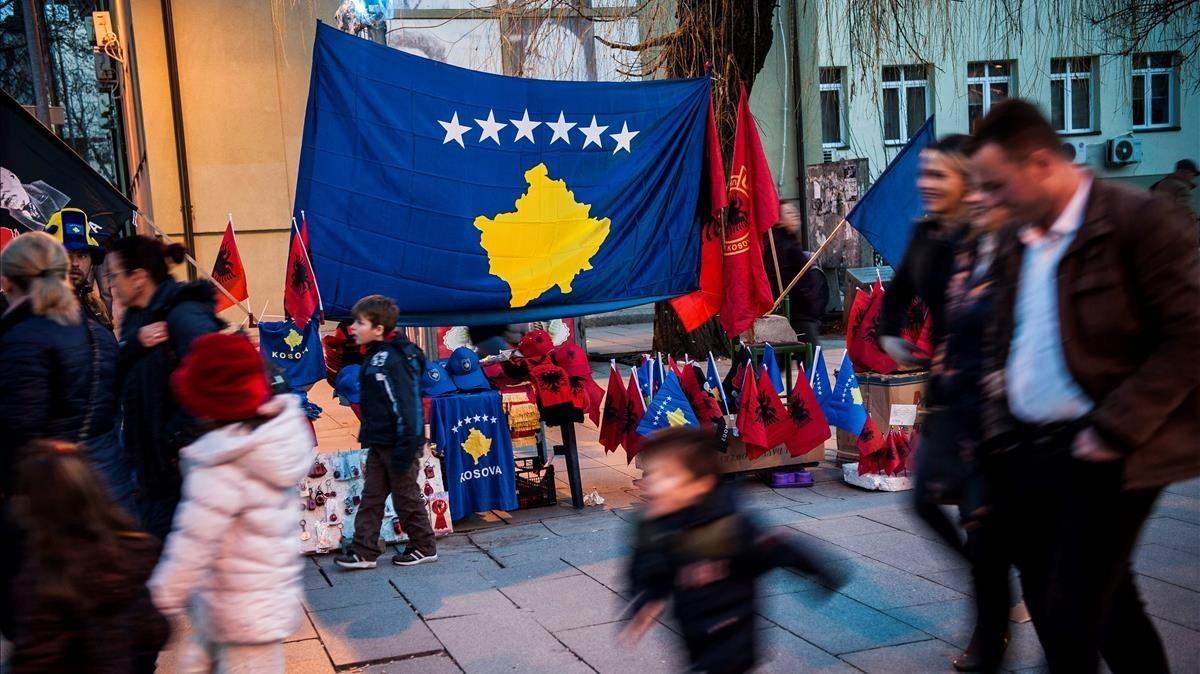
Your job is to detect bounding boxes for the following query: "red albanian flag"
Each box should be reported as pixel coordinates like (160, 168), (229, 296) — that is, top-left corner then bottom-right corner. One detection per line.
(599, 362), (627, 453)
(680, 363), (726, 430)
(669, 100), (729, 332)
(856, 281), (899, 374)
(734, 364), (772, 458)
(787, 366), (831, 457)
(856, 416), (887, 476)
(211, 218), (249, 313)
(623, 370), (647, 463)
(284, 216), (321, 329)
(719, 84), (779, 338)
(756, 366), (797, 453)
(844, 285), (872, 368)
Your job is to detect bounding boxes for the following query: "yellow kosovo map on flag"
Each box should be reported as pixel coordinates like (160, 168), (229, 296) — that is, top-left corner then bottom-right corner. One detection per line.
(475, 163), (611, 308)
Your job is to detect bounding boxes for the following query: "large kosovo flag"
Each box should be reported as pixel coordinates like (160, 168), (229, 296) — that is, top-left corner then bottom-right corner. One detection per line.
(295, 24), (710, 326)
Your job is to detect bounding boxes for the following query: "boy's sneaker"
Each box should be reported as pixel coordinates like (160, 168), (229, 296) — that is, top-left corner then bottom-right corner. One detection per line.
(392, 549), (438, 566)
(334, 552), (377, 570)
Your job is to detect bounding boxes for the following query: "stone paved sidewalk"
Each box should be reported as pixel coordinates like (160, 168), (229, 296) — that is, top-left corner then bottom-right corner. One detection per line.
(150, 340), (1200, 673)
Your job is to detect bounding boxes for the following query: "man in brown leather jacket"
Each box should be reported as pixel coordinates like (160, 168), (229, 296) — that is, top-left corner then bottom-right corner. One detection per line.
(970, 99), (1199, 673)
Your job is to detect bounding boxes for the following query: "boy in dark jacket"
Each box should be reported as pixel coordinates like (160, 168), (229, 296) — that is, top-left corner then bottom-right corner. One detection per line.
(624, 428), (844, 673)
(335, 295), (437, 569)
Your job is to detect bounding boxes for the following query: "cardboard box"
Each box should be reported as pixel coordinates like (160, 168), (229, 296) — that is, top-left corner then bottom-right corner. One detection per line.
(834, 370), (929, 464)
(718, 436), (824, 474)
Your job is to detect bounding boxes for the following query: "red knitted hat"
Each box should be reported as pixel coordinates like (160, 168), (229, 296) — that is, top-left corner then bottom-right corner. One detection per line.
(171, 332), (271, 422)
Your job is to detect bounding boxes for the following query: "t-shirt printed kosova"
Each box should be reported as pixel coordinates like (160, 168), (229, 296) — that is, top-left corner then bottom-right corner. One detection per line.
(430, 391), (518, 520)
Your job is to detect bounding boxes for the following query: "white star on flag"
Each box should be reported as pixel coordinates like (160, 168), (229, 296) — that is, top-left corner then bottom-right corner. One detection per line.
(510, 109), (541, 144)
(610, 122), (639, 154)
(438, 112), (471, 148)
(547, 112), (576, 145)
(580, 115), (609, 149)
(475, 109), (507, 145)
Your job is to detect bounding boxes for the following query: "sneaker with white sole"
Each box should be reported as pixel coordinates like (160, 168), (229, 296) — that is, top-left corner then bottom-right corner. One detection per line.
(334, 552), (377, 570)
(392, 549), (438, 566)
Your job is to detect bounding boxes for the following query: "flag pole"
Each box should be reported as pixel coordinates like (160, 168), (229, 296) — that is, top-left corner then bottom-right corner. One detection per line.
(297, 211), (324, 313)
(770, 218), (847, 313)
(135, 211), (251, 320)
(228, 213), (256, 327)
(767, 228), (785, 297)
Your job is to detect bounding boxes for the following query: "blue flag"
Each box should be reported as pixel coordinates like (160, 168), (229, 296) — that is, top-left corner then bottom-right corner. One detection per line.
(705, 351), (728, 413)
(762, 342), (784, 394)
(258, 319), (326, 389)
(637, 356), (655, 401)
(296, 24), (710, 326)
(637, 371), (699, 437)
(809, 347), (833, 405)
(846, 116), (936, 266)
(825, 352), (868, 435)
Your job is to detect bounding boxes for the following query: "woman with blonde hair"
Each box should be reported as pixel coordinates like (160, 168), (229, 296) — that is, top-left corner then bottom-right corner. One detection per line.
(0, 232), (135, 639)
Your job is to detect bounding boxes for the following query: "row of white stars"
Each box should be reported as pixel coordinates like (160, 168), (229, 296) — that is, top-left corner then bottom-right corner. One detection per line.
(438, 109), (639, 154)
(452, 415), (499, 432)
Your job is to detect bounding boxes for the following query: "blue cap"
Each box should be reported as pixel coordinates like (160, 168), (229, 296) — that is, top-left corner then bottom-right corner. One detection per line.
(446, 346), (491, 392)
(421, 360), (457, 397)
(334, 364), (362, 404)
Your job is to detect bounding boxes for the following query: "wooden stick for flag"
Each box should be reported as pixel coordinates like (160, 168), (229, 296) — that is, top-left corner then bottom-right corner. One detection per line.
(134, 211), (252, 321)
(767, 229), (785, 298)
(769, 218), (848, 313)
(228, 213), (257, 326)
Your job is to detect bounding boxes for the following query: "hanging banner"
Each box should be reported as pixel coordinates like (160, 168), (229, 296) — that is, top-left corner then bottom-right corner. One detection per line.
(259, 319), (326, 389)
(295, 24), (709, 326)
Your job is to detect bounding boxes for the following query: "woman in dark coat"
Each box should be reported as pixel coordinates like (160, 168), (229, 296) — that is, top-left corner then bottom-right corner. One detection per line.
(878, 135), (1011, 672)
(0, 232), (137, 634)
(108, 235), (222, 541)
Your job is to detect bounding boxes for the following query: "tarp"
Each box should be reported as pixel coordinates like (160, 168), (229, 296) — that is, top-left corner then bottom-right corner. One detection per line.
(846, 116), (935, 266)
(0, 89), (134, 238)
(294, 23), (709, 325)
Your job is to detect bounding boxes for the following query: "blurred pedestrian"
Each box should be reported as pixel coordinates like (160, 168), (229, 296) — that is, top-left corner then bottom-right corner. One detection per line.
(108, 235), (222, 541)
(335, 295), (436, 569)
(878, 135), (1012, 671)
(971, 99), (1200, 672)
(764, 200), (828, 345)
(623, 427), (845, 674)
(1150, 158), (1196, 226)
(150, 332), (314, 674)
(0, 233), (136, 636)
(9, 440), (168, 674)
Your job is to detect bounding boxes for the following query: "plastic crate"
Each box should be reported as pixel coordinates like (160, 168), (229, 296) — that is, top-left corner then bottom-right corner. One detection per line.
(516, 459), (557, 509)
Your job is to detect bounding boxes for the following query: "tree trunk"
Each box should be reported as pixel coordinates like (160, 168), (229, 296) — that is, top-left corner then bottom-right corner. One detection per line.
(651, 0), (778, 358)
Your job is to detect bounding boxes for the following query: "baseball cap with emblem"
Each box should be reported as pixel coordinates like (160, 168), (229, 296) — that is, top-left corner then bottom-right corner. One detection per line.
(446, 346), (491, 392)
(45, 208), (104, 256)
(421, 360), (457, 397)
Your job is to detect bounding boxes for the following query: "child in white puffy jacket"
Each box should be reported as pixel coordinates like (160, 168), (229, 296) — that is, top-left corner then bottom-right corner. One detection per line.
(149, 333), (315, 673)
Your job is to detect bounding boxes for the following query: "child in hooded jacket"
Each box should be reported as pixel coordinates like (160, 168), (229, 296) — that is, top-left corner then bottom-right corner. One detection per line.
(149, 332), (315, 674)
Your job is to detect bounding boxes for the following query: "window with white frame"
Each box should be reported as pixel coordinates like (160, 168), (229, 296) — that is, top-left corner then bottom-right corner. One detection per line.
(967, 61), (1012, 130)
(1050, 57), (1095, 134)
(820, 67), (845, 147)
(1132, 53), (1178, 129)
(882, 65), (929, 144)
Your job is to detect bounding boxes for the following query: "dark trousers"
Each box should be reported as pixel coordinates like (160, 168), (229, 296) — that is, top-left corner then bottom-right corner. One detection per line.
(137, 493), (181, 543)
(994, 425), (1166, 674)
(350, 446), (436, 559)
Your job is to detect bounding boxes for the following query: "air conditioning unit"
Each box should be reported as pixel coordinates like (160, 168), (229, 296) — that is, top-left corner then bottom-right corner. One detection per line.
(1062, 140), (1089, 165)
(1107, 137), (1142, 165)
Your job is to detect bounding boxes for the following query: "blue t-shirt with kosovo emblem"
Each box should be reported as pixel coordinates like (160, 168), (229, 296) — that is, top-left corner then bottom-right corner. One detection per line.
(430, 391), (518, 520)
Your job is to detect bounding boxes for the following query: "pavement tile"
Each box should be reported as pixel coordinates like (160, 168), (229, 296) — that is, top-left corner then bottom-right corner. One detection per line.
(427, 610), (593, 673)
(499, 572), (625, 631)
(1001, 621), (1048, 672)
(554, 621), (685, 673)
(791, 515), (900, 541)
(821, 556), (966, 610)
(1135, 543), (1200, 591)
(918, 568), (976, 596)
(754, 625), (860, 673)
(478, 556), (582, 587)
(300, 557), (332, 590)
(1163, 478), (1200, 500)
(782, 531), (862, 567)
(1154, 616), (1200, 674)
(541, 510), (630, 536)
(1152, 492), (1200, 525)
(1138, 573), (1200, 630)
(858, 506), (942, 540)
(283, 639), (336, 674)
(834, 530), (969, 574)
(789, 490), (911, 519)
(564, 555), (628, 593)
(308, 598), (442, 668)
(759, 568), (823, 596)
(304, 577), (400, 612)
(469, 521), (557, 548)
(759, 589), (930, 655)
(750, 506), (819, 527)
(393, 570), (514, 619)
(357, 654), (462, 673)
(1141, 516), (1200, 556)
(838, 637), (957, 673)
(885, 598), (974, 648)
(287, 612), (319, 643)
